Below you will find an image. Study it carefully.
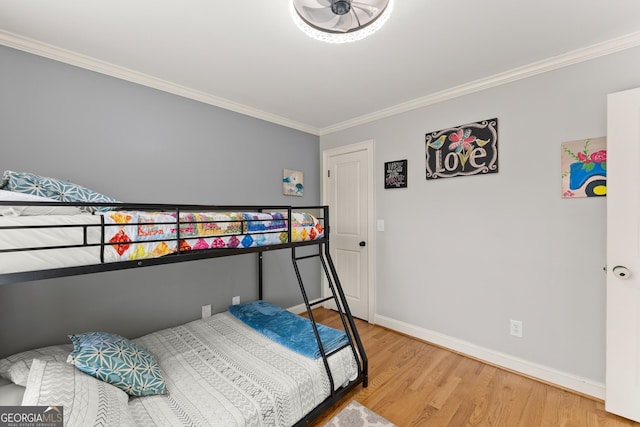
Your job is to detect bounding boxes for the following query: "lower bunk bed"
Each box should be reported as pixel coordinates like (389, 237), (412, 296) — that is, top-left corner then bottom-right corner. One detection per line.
(0, 301), (362, 427)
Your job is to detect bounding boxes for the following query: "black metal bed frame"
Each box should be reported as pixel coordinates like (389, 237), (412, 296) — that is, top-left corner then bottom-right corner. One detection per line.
(0, 201), (368, 426)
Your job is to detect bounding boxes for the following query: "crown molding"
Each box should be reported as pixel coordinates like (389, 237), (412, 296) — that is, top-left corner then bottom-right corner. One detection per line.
(0, 30), (321, 136)
(319, 30), (640, 135)
(2, 29), (639, 137)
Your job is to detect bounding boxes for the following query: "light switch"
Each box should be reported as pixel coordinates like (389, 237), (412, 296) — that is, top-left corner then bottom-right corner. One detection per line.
(377, 220), (385, 231)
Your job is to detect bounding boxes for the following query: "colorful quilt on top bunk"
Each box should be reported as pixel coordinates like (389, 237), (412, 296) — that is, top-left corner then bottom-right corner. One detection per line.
(101, 211), (324, 261)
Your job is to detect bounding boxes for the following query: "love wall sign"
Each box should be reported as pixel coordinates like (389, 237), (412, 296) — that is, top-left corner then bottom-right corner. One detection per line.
(425, 118), (498, 180)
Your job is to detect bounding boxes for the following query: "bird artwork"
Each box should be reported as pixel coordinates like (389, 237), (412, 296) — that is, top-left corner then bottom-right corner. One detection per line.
(283, 169), (304, 196)
(427, 134), (446, 150)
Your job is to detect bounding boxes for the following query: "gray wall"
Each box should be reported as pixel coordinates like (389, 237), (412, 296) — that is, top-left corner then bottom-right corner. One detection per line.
(320, 46), (640, 387)
(0, 45), (321, 357)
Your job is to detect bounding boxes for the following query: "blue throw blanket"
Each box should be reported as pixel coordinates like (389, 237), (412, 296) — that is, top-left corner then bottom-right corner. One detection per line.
(228, 300), (349, 359)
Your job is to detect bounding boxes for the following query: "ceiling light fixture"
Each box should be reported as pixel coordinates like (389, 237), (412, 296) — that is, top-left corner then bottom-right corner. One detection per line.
(290, 0), (394, 44)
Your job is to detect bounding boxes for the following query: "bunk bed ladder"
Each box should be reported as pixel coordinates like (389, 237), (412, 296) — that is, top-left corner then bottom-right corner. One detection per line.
(319, 242), (368, 388)
(290, 243), (369, 395)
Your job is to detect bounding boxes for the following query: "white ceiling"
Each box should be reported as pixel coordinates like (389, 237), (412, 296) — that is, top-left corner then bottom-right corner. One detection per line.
(1, 1), (640, 135)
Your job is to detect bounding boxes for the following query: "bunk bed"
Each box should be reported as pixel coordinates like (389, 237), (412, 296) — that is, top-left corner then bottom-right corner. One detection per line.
(0, 194), (368, 426)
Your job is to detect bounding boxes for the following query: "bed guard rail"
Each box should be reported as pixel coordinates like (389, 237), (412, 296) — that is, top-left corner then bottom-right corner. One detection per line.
(0, 201), (329, 285)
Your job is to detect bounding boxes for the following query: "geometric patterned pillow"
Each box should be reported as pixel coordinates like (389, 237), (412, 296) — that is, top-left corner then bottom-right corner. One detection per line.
(21, 359), (134, 427)
(67, 332), (166, 397)
(1, 170), (119, 213)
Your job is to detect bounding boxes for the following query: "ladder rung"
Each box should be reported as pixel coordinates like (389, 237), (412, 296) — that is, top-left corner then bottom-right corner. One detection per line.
(309, 296), (333, 306)
(326, 344), (349, 358)
(295, 253), (320, 261)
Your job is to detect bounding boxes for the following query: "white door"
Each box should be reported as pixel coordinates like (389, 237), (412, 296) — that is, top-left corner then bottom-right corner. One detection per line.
(606, 86), (640, 422)
(323, 141), (374, 321)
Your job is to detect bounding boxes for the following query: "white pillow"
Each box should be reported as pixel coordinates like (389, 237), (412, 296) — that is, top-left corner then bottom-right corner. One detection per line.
(0, 382), (25, 406)
(0, 189), (82, 216)
(22, 359), (134, 427)
(0, 344), (73, 386)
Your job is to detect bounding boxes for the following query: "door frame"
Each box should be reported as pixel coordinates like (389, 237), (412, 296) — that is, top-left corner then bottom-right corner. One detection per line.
(321, 140), (376, 323)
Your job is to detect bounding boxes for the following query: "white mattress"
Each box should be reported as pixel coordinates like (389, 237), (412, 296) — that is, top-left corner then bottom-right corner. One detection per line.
(0, 214), (116, 274)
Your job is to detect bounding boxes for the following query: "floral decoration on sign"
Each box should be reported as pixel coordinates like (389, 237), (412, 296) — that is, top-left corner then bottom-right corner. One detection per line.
(561, 137), (607, 198)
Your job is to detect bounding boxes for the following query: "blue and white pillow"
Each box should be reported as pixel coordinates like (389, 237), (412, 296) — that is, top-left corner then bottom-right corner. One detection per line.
(1, 170), (119, 212)
(67, 332), (166, 397)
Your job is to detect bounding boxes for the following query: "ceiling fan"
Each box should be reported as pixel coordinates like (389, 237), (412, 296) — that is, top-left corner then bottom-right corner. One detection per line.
(290, 0), (393, 43)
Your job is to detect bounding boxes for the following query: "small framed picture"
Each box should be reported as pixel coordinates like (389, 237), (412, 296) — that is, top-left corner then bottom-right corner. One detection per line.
(561, 137), (607, 198)
(283, 169), (304, 196)
(384, 160), (407, 189)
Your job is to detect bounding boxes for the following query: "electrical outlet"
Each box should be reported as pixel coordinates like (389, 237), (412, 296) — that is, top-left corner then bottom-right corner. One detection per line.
(510, 319), (523, 338)
(202, 304), (211, 319)
(232, 296), (240, 305)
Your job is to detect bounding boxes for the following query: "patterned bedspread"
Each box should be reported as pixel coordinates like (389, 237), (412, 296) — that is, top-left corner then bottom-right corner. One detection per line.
(102, 211), (324, 262)
(130, 312), (358, 427)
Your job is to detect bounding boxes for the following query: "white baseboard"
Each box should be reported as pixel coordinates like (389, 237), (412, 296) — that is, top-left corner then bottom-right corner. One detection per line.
(287, 300), (323, 315)
(374, 314), (605, 400)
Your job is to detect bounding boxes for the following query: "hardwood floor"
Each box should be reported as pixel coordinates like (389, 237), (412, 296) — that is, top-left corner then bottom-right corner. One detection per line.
(307, 308), (639, 427)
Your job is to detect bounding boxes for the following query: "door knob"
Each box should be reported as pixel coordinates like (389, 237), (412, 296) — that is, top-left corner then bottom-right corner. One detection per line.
(613, 265), (631, 279)
(359, 241), (366, 247)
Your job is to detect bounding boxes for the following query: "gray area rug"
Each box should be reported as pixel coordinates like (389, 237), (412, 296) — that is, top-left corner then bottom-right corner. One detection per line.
(324, 401), (397, 427)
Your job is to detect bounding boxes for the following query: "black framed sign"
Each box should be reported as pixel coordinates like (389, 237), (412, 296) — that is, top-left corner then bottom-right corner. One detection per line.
(425, 118), (498, 180)
(384, 160), (408, 189)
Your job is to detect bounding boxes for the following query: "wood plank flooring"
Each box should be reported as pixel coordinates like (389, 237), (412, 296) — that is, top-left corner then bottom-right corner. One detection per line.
(307, 308), (639, 427)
